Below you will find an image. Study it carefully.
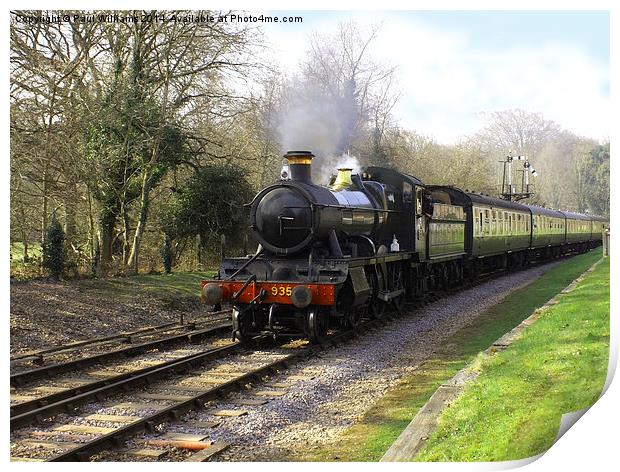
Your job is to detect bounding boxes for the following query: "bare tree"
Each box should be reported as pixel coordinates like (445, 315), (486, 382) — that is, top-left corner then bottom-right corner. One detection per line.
(278, 21), (398, 162)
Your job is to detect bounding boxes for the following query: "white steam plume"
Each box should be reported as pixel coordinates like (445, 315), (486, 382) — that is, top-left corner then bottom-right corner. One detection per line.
(277, 77), (360, 184)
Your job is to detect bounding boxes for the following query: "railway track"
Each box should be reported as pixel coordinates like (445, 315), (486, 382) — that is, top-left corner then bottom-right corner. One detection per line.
(9, 256), (577, 462)
(9, 314), (394, 462)
(10, 327), (235, 423)
(11, 310), (232, 369)
(10, 321), (232, 388)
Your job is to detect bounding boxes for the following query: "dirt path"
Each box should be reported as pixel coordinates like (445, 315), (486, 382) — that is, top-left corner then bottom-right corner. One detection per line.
(10, 278), (205, 354)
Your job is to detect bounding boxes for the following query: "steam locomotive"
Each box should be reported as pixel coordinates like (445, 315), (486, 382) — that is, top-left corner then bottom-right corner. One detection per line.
(201, 151), (608, 342)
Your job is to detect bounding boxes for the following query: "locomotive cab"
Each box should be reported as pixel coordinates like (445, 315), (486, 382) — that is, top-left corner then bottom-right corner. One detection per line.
(362, 166), (426, 261)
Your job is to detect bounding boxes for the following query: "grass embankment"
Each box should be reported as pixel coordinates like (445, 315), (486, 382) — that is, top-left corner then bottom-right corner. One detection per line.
(10, 243), (217, 303)
(415, 255), (609, 461)
(298, 249), (604, 462)
(86, 270), (217, 308)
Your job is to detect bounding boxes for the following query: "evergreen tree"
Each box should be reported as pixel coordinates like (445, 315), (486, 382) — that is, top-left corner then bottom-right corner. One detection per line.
(42, 216), (66, 279)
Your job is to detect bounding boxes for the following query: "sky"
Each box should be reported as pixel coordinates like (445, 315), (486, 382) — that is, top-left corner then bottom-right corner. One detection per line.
(262, 10), (610, 144)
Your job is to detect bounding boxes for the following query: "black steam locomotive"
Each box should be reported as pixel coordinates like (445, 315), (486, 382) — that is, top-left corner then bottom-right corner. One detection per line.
(201, 151), (607, 342)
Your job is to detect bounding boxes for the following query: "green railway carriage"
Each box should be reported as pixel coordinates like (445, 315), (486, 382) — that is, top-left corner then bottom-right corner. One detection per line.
(424, 187), (468, 261)
(467, 193), (531, 258)
(562, 211), (593, 244)
(425, 187), (531, 259)
(427, 203), (466, 260)
(590, 216), (608, 242)
(530, 206), (566, 248)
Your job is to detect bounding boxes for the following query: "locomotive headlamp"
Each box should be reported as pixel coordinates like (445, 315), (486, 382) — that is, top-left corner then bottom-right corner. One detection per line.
(280, 159), (290, 180)
(202, 283), (223, 305)
(291, 285), (313, 308)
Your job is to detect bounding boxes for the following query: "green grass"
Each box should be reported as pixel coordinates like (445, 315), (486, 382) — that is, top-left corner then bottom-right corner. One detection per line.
(10, 242), (43, 278)
(10, 241), (216, 305)
(85, 270), (217, 308)
(415, 255), (609, 461)
(294, 248), (604, 462)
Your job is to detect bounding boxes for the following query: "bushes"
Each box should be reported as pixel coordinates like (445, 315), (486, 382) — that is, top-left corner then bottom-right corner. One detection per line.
(159, 164), (254, 272)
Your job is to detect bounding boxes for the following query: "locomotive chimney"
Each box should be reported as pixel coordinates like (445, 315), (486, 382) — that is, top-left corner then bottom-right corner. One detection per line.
(284, 151), (314, 184)
(330, 167), (353, 191)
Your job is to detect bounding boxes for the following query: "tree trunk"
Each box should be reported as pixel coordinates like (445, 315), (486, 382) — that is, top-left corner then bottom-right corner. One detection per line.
(196, 234), (203, 269)
(121, 201), (131, 269)
(127, 171), (151, 275)
(64, 184), (77, 251)
(41, 174), (49, 245)
(87, 190), (96, 272)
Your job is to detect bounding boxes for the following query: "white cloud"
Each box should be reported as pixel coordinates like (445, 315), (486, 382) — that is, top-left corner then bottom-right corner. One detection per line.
(263, 13), (609, 143)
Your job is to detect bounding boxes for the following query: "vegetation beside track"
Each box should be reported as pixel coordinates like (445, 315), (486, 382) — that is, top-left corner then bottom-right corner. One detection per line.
(10, 268), (218, 352)
(415, 254), (609, 461)
(297, 249), (605, 461)
(92, 270), (217, 306)
(12, 266), (216, 307)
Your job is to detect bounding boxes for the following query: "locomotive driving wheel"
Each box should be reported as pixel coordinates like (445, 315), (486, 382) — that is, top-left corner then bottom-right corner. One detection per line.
(232, 307), (252, 343)
(307, 307), (329, 343)
(368, 266), (387, 319)
(369, 298), (388, 319)
(345, 306), (365, 328)
(388, 264), (405, 312)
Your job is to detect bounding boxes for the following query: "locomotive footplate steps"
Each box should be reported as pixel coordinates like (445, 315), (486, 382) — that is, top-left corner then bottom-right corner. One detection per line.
(378, 288), (405, 301)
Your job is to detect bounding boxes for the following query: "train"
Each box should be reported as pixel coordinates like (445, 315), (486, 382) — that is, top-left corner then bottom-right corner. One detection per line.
(200, 151), (608, 342)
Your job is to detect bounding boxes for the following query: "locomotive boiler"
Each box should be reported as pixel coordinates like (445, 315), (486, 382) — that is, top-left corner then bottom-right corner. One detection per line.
(250, 151), (390, 257)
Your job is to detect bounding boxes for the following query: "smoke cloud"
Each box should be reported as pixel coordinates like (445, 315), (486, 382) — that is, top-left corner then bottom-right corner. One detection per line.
(277, 77), (360, 184)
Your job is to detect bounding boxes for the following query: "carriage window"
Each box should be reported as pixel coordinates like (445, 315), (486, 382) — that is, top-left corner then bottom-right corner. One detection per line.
(415, 188), (423, 214)
(403, 182), (413, 204)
